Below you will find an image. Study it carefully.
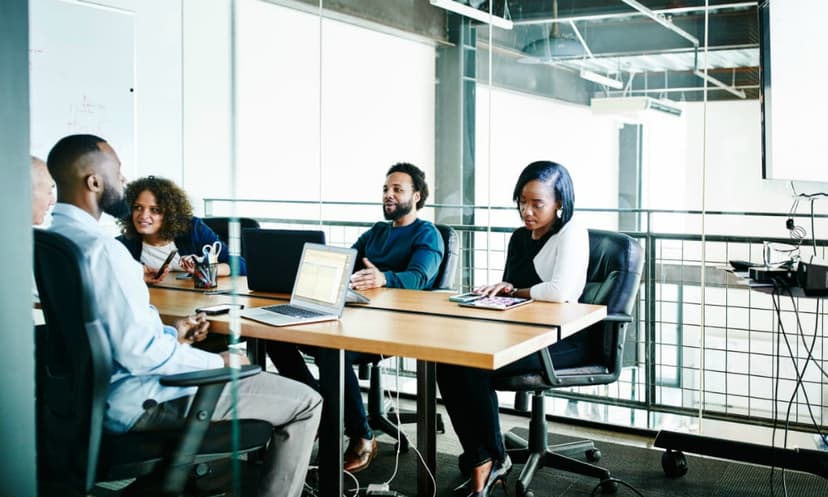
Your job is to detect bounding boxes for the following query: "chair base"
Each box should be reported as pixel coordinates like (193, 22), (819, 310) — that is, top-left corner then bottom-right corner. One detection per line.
(502, 392), (615, 496)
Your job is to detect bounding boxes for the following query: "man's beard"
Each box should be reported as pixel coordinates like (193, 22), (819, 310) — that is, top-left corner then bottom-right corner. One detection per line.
(383, 199), (413, 221)
(101, 183), (129, 218)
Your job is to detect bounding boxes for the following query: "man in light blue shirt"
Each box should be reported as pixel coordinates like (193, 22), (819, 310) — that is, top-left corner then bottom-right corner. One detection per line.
(46, 134), (321, 497)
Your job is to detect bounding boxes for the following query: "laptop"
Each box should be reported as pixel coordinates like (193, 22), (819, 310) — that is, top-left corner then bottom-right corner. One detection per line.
(243, 228), (326, 293)
(241, 243), (357, 326)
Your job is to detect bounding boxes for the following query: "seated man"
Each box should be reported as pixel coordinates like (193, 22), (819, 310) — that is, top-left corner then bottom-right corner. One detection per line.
(32, 155), (56, 302)
(267, 162), (445, 473)
(46, 134), (321, 497)
(31, 155), (56, 226)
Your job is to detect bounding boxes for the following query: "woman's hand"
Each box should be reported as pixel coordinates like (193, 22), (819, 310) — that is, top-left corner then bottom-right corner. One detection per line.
(175, 312), (209, 344)
(474, 281), (516, 298)
(143, 264), (169, 284)
(180, 255), (197, 274)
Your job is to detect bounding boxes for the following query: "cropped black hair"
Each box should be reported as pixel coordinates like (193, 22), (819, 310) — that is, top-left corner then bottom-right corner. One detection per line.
(512, 161), (575, 234)
(386, 162), (429, 210)
(46, 134), (107, 188)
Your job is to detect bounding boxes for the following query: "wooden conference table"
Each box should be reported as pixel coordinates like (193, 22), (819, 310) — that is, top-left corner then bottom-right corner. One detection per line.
(150, 277), (606, 496)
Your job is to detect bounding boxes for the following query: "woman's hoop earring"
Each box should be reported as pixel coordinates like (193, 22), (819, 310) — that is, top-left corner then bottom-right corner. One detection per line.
(556, 208), (563, 218)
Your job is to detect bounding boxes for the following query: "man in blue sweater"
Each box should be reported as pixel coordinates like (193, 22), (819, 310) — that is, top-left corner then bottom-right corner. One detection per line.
(267, 162), (444, 473)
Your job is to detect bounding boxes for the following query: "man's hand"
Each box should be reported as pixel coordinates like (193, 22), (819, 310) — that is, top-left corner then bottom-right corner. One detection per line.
(143, 264), (169, 284)
(175, 312), (210, 344)
(220, 350), (251, 367)
(350, 258), (387, 290)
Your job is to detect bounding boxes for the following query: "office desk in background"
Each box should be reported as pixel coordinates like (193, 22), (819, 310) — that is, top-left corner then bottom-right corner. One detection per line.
(654, 270), (828, 480)
(150, 284), (606, 496)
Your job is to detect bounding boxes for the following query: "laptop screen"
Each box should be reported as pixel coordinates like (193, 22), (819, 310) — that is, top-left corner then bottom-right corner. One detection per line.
(290, 243), (356, 313)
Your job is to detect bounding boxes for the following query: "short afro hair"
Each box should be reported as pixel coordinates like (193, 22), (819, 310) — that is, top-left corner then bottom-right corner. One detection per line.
(386, 162), (429, 210)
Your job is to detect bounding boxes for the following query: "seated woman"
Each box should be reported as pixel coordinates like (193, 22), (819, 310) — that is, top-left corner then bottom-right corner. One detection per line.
(437, 161), (589, 497)
(116, 176), (246, 283)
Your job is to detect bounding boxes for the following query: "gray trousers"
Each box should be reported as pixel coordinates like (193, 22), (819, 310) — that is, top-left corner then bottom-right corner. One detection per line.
(133, 372), (322, 497)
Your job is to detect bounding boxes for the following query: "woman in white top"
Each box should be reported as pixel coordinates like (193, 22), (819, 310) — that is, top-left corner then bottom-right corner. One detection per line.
(115, 176), (246, 283)
(437, 161), (589, 497)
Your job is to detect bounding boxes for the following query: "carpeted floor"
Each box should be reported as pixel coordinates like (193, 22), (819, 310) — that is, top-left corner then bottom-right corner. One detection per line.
(319, 429), (828, 497)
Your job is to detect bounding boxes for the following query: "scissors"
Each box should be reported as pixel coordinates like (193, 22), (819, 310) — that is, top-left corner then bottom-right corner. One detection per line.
(202, 241), (222, 263)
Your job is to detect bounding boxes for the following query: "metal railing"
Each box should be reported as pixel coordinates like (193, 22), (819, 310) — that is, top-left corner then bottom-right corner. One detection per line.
(205, 198), (828, 436)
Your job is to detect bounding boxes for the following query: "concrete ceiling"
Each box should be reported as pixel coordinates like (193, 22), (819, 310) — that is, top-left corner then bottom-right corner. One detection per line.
(486, 0), (760, 101)
(288, 0), (760, 102)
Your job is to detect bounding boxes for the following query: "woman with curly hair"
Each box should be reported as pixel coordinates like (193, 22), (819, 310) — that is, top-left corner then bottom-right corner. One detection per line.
(116, 176), (246, 283)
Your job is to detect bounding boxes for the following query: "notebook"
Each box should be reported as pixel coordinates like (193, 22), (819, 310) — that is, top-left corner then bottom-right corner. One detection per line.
(458, 295), (533, 311)
(241, 243), (357, 326)
(243, 228), (326, 293)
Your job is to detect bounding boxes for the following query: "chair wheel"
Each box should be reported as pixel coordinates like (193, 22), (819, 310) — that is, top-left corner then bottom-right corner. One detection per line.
(661, 449), (688, 478)
(586, 448), (602, 462)
(600, 479), (618, 493)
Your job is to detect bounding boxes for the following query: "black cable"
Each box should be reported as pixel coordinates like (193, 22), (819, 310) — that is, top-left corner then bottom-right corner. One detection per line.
(772, 282), (827, 497)
(786, 289), (828, 442)
(589, 477), (645, 497)
(810, 199), (817, 256)
(794, 192), (828, 198)
(769, 282), (783, 497)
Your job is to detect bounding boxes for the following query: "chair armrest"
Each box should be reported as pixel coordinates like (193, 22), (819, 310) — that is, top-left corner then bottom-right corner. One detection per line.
(160, 364), (261, 387)
(603, 313), (633, 324)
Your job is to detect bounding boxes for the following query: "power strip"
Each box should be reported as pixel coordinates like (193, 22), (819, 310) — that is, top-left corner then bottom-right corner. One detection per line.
(365, 483), (404, 496)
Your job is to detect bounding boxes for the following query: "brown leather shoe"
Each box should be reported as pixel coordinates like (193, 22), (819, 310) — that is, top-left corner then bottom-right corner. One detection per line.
(343, 437), (377, 473)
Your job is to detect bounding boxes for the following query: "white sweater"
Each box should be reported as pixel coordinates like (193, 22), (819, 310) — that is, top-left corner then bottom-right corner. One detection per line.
(529, 215), (589, 302)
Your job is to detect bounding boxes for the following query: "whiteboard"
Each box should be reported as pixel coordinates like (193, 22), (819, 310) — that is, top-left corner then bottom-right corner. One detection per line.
(761, 0), (828, 183)
(29, 0), (135, 170)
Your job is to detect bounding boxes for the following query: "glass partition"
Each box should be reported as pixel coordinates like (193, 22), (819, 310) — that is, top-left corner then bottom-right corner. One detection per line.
(28, 0), (828, 494)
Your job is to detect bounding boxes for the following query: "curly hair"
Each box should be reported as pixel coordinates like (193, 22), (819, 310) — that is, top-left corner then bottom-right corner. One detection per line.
(118, 176), (194, 241)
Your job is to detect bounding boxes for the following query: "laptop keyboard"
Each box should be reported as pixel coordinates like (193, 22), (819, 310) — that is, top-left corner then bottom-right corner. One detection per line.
(262, 304), (325, 318)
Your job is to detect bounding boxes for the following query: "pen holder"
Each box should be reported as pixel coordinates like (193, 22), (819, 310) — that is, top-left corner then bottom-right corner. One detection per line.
(194, 258), (218, 289)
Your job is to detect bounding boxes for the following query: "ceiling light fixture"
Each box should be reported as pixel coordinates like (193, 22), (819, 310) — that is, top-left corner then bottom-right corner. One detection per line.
(580, 70), (624, 90)
(518, 0), (586, 63)
(430, 0), (513, 30)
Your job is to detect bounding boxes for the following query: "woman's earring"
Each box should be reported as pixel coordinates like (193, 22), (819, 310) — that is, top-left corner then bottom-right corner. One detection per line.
(556, 208), (563, 218)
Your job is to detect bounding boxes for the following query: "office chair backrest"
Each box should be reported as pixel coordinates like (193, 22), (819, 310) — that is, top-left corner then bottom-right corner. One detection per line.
(579, 229), (644, 315)
(493, 229), (643, 395)
(561, 229), (644, 381)
(202, 217), (261, 258)
(433, 224), (459, 290)
(33, 230), (112, 493)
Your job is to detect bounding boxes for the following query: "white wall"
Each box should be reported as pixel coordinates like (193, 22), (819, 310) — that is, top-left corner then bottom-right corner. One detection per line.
(475, 87), (620, 229)
(183, 0), (436, 221)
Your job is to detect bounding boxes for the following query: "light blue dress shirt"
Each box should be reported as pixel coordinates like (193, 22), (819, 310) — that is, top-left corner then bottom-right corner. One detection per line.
(49, 203), (223, 433)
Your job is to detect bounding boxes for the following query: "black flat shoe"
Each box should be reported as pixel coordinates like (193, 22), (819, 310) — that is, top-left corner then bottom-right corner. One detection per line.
(453, 456), (512, 497)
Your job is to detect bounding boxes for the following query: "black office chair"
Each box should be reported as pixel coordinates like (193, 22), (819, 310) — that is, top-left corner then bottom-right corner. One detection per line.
(492, 229), (644, 496)
(358, 224), (459, 450)
(202, 216), (261, 259)
(34, 229), (272, 497)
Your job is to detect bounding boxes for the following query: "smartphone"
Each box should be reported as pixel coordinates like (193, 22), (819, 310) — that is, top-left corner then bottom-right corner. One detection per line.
(195, 303), (245, 315)
(448, 292), (483, 303)
(154, 250), (178, 279)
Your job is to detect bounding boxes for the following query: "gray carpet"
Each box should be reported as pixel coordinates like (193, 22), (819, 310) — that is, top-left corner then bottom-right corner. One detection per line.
(326, 430), (828, 497)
